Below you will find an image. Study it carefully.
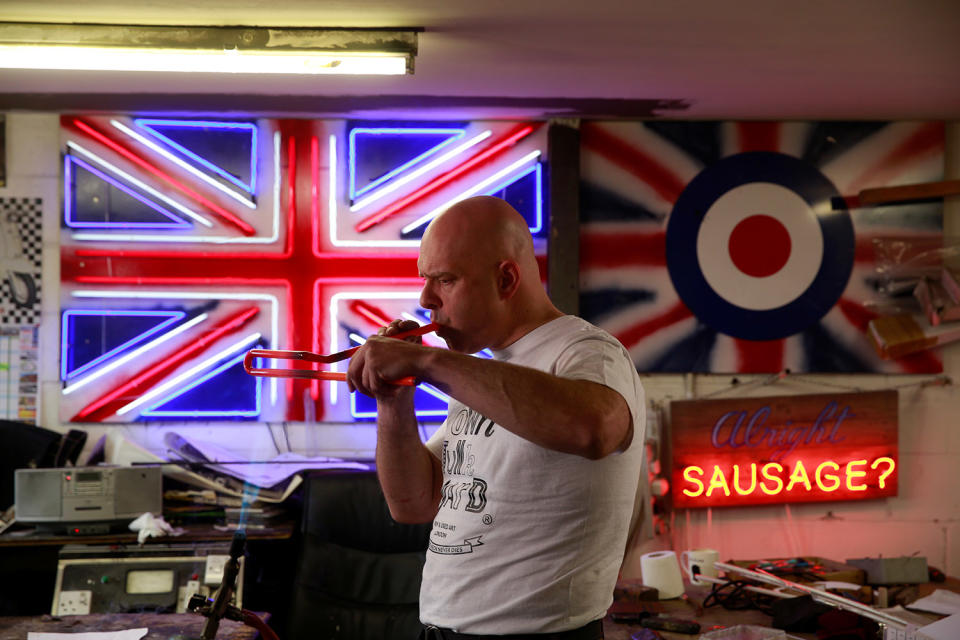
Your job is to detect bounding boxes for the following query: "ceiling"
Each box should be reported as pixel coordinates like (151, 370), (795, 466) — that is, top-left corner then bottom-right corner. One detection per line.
(1, 0), (959, 120)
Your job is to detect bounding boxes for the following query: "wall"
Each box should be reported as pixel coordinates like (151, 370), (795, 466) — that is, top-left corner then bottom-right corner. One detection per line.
(3, 112), (959, 578)
(626, 122), (960, 578)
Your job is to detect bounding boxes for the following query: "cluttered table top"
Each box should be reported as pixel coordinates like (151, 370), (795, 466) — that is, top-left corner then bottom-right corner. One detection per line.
(602, 573), (960, 640)
(603, 586), (788, 639)
(0, 613), (261, 640)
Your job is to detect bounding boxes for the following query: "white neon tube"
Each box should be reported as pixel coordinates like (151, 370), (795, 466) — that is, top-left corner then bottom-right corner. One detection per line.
(116, 331), (261, 416)
(62, 313), (209, 395)
(401, 150), (542, 235)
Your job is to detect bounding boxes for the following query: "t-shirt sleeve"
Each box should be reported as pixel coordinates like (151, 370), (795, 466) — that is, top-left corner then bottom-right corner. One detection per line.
(553, 336), (645, 442)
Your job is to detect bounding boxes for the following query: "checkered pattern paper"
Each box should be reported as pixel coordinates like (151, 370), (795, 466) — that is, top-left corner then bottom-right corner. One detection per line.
(0, 197), (43, 326)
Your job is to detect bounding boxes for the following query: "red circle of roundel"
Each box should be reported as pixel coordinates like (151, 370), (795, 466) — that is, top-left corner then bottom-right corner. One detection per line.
(728, 214), (792, 278)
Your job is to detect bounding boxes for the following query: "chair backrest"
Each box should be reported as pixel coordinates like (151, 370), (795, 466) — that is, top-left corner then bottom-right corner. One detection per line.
(286, 470), (431, 640)
(0, 421), (86, 510)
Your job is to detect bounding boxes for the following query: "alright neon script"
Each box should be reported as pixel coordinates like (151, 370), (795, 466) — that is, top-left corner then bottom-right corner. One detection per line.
(710, 400), (852, 460)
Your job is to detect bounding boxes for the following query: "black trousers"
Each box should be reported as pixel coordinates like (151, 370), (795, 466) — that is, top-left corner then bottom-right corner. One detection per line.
(418, 619), (603, 640)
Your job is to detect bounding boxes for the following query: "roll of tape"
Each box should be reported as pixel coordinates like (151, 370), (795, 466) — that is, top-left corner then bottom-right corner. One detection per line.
(640, 550), (684, 599)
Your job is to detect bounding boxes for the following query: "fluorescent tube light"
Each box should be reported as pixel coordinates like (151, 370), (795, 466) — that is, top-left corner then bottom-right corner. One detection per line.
(0, 22), (418, 75)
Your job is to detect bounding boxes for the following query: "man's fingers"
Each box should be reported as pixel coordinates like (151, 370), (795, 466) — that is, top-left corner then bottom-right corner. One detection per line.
(382, 318), (420, 337)
(381, 319), (404, 336)
(362, 365), (381, 397)
(346, 347), (368, 395)
(348, 330), (421, 398)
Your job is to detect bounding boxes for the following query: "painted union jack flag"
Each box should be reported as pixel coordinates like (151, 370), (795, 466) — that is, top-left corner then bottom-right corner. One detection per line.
(59, 116), (547, 423)
(579, 121), (944, 373)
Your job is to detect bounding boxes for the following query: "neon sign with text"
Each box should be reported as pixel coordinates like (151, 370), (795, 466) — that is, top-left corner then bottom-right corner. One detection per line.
(681, 457), (896, 499)
(671, 390), (898, 508)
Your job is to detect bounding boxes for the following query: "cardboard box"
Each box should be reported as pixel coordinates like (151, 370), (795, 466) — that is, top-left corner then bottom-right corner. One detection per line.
(845, 556), (928, 585)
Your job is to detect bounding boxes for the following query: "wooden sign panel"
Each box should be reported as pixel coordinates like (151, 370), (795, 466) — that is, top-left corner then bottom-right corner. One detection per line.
(670, 390), (898, 508)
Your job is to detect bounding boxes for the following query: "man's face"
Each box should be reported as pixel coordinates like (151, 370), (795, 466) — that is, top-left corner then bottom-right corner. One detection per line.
(417, 232), (500, 354)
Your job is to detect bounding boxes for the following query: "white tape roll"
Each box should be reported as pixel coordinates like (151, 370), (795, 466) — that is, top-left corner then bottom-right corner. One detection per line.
(640, 550), (684, 599)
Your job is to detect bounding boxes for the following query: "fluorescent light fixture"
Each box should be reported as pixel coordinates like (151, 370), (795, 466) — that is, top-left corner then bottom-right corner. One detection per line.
(0, 22), (419, 75)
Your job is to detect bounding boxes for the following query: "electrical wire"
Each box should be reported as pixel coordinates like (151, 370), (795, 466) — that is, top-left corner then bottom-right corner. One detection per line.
(266, 423), (282, 455)
(241, 609), (280, 640)
(698, 372), (949, 400)
(702, 579), (777, 615)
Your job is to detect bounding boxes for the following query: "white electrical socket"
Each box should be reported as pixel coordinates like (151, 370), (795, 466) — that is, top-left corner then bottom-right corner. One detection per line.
(177, 579), (201, 613)
(57, 590), (92, 615)
(205, 555), (228, 584)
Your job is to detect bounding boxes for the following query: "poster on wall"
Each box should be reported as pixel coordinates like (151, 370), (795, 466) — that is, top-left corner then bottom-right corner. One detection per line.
(0, 326), (39, 423)
(58, 115), (547, 424)
(0, 196), (43, 325)
(579, 121), (944, 374)
(0, 114), (5, 188)
(670, 390), (898, 508)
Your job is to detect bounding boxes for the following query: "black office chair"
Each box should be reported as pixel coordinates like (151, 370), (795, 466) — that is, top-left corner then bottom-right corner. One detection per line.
(286, 470), (431, 640)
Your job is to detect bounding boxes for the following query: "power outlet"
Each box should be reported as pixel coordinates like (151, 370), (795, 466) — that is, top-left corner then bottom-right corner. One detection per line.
(57, 589), (92, 615)
(177, 579), (202, 613)
(205, 555), (228, 584)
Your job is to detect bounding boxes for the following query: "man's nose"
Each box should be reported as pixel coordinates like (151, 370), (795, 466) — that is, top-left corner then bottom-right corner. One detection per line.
(419, 285), (438, 310)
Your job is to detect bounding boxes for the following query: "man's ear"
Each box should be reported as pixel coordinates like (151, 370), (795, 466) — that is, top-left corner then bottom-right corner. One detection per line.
(497, 260), (521, 300)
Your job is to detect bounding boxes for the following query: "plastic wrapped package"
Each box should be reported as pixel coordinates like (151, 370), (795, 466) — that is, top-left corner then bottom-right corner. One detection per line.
(700, 625), (787, 640)
(872, 237), (959, 297)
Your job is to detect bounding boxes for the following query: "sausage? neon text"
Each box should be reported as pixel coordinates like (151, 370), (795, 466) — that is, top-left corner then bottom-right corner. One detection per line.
(681, 457), (896, 498)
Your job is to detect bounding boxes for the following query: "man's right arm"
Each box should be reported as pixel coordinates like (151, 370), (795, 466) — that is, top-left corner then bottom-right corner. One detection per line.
(375, 394), (442, 524)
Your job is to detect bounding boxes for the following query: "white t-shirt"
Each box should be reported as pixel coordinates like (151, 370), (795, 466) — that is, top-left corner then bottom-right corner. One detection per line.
(420, 315), (645, 634)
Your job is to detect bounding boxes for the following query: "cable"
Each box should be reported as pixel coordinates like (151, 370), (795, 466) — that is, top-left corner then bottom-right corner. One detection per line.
(267, 423), (282, 455)
(241, 609), (280, 640)
(699, 374), (779, 399)
(703, 579), (777, 615)
(699, 372), (950, 399)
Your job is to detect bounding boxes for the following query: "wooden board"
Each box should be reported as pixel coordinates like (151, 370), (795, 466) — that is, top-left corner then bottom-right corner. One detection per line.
(670, 390), (898, 508)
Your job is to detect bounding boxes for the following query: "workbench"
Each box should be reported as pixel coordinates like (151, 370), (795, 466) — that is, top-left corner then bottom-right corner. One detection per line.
(0, 612), (261, 640)
(601, 579), (959, 640)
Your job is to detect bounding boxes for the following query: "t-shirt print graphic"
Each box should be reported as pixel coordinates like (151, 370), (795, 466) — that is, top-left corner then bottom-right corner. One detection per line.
(430, 407), (493, 555)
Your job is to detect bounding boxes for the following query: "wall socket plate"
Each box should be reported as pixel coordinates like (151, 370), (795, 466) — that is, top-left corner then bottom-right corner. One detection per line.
(56, 589), (92, 615)
(204, 555), (228, 584)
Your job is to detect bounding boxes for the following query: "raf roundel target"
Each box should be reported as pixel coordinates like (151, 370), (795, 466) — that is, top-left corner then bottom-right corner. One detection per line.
(666, 151), (854, 341)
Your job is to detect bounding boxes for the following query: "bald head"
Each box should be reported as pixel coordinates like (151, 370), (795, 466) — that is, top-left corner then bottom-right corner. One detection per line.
(418, 196), (561, 351)
(422, 196), (539, 281)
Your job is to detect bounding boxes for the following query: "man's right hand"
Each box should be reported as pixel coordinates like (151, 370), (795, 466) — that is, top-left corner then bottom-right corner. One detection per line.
(346, 319), (429, 398)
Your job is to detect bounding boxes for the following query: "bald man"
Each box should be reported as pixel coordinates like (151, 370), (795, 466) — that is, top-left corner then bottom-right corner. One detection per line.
(347, 196), (645, 640)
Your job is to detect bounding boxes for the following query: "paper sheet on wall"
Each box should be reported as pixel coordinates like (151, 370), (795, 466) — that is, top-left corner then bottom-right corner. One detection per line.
(0, 196), (43, 325)
(0, 325), (38, 422)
